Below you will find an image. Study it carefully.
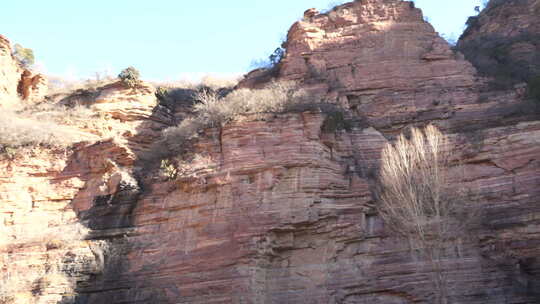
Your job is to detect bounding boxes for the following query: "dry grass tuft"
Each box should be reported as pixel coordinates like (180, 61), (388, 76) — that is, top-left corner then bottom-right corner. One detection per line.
(0, 101), (98, 153)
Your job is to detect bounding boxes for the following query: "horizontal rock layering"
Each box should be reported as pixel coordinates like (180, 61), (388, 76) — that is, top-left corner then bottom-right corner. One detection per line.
(1, 0), (540, 303)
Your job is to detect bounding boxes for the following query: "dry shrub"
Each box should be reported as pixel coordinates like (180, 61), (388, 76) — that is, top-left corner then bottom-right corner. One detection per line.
(376, 125), (477, 304)
(0, 101), (97, 153)
(118, 67), (141, 88)
(160, 117), (204, 156)
(142, 81), (324, 176)
(160, 159), (178, 180)
(158, 81), (315, 157)
(198, 75), (240, 90)
(212, 81), (311, 116)
(193, 89), (232, 127)
(16, 102), (98, 126)
(0, 112), (83, 149)
(159, 154), (217, 181)
(153, 75), (240, 109)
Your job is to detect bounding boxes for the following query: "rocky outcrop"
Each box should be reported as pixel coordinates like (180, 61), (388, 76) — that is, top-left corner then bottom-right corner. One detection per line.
(55, 81), (175, 153)
(0, 80), (173, 303)
(1, 0), (540, 303)
(0, 35), (23, 107)
(280, 0), (473, 89)
(241, 0), (534, 135)
(18, 70), (48, 102)
(0, 34), (47, 106)
(457, 0), (540, 86)
(3, 112), (539, 304)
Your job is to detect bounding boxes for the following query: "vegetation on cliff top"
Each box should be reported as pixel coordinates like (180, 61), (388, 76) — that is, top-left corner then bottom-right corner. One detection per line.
(159, 81), (315, 155)
(0, 103), (98, 157)
(118, 66), (141, 88)
(152, 81), (352, 179)
(12, 43), (34, 68)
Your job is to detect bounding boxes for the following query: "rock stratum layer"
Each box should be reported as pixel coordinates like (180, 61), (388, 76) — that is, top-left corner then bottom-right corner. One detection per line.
(1, 0), (540, 303)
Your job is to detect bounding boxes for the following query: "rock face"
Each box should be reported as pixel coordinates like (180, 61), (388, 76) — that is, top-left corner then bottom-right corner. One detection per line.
(1, 0), (540, 303)
(0, 34), (48, 106)
(0, 148), (106, 304)
(242, 0), (535, 135)
(280, 0), (474, 92)
(0, 35), (23, 107)
(0, 80), (173, 303)
(18, 70), (48, 102)
(72, 113), (540, 303)
(457, 0), (540, 85)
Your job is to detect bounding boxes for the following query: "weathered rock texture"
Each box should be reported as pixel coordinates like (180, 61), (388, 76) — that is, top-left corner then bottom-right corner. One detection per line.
(0, 148), (105, 304)
(1, 0), (540, 303)
(18, 70), (48, 102)
(0, 35), (23, 107)
(0, 81), (173, 304)
(0, 34), (48, 106)
(457, 0), (540, 85)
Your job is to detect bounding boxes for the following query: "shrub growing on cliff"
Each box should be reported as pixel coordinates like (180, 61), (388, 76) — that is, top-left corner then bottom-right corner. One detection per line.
(12, 43), (35, 68)
(0, 112), (80, 152)
(166, 81), (311, 132)
(250, 47), (285, 70)
(118, 66), (141, 88)
(376, 125), (476, 304)
(153, 81), (324, 160)
(153, 75), (239, 92)
(160, 159), (178, 180)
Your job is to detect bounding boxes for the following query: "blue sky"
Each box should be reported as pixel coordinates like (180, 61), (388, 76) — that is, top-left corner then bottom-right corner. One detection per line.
(1, 0), (484, 81)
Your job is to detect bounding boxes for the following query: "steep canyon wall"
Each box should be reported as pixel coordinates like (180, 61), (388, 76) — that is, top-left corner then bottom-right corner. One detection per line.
(1, 0), (540, 303)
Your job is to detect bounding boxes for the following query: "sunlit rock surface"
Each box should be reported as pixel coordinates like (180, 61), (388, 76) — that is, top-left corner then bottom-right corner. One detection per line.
(1, 0), (540, 303)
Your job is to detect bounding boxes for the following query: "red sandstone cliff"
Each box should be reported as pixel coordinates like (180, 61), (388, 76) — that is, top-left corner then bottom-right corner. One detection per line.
(1, 0), (540, 303)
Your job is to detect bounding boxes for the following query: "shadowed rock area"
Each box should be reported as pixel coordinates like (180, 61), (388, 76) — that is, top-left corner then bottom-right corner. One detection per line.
(457, 0), (540, 88)
(1, 0), (540, 303)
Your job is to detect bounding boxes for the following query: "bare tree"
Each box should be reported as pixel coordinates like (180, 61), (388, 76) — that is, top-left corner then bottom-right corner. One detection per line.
(376, 125), (475, 304)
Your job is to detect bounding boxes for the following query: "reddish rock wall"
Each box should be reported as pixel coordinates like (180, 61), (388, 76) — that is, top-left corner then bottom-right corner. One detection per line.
(69, 113), (538, 303)
(1, 0), (540, 303)
(0, 81), (173, 304)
